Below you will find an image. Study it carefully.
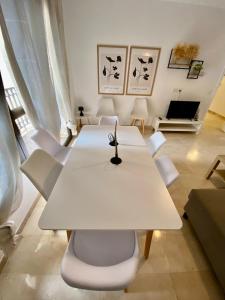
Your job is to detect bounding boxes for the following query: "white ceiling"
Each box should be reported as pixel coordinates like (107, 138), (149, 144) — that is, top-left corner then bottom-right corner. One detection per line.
(162, 0), (225, 9)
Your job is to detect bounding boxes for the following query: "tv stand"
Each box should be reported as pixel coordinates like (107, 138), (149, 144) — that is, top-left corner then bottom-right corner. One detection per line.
(153, 117), (202, 134)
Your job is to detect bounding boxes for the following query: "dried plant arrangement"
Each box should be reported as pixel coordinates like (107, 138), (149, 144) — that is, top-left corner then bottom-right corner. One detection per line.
(174, 43), (199, 61)
(185, 44), (199, 60)
(168, 43), (200, 69)
(173, 44), (188, 61)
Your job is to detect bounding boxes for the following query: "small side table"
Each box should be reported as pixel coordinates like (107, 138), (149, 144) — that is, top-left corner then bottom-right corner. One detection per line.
(76, 114), (91, 130)
(206, 155), (225, 180)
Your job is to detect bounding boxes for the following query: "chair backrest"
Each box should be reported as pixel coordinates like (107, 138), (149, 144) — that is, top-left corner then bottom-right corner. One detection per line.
(20, 149), (63, 200)
(31, 128), (63, 156)
(99, 116), (119, 126)
(155, 155), (179, 187)
(96, 98), (115, 116)
(131, 98), (148, 118)
(147, 131), (166, 157)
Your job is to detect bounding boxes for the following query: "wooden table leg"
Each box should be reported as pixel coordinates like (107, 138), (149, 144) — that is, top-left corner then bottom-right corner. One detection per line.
(131, 119), (136, 126)
(141, 120), (145, 134)
(205, 157), (220, 179)
(66, 230), (72, 241)
(144, 230), (153, 259)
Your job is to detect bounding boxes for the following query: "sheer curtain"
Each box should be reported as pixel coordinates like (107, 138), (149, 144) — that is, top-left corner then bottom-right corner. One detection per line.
(0, 0), (61, 139)
(0, 73), (22, 225)
(42, 0), (76, 133)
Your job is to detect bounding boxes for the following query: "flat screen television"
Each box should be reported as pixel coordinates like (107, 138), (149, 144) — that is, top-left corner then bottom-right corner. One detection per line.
(166, 100), (200, 120)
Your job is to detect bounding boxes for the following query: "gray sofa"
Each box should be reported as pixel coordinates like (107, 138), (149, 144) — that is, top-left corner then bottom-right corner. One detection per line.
(184, 189), (225, 292)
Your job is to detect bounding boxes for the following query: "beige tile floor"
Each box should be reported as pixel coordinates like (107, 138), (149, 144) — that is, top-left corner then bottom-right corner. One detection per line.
(0, 112), (225, 300)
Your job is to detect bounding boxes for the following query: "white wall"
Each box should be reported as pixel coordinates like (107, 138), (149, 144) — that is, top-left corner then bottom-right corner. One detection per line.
(209, 76), (225, 117)
(62, 0), (225, 125)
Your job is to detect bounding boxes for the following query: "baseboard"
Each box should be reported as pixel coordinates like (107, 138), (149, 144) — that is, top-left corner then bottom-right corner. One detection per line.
(16, 194), (40, 234)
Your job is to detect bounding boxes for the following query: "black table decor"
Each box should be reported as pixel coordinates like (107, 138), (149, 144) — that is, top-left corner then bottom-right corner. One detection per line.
(108, 120), (119, 146)
(110, 121), (122, 165)
(78, 106), (84, 116)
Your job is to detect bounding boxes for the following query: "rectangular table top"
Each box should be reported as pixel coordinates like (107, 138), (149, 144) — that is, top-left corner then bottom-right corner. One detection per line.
(39, 126), (182, 230)
(74, 125), (146, 148)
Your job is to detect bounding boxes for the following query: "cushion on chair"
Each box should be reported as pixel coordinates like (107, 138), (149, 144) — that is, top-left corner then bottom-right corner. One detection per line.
(61, 231), (139, 291)
(73, 230), (135, 266)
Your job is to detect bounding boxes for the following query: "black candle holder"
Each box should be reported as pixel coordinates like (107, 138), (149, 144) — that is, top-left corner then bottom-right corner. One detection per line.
(110, 121), (122, 165)
(108, 133), (118, 147)
(78, 106), (84, 116)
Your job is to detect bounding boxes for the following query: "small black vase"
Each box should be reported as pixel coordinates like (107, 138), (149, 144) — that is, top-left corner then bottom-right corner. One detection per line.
(78, 106), (84, 117)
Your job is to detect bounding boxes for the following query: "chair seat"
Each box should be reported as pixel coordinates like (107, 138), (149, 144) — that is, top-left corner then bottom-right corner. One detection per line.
(131, 114), (145, 120)
(61, 231), (139, 291)
(55, 147), (72, 165)
(155, 155), (179, 187)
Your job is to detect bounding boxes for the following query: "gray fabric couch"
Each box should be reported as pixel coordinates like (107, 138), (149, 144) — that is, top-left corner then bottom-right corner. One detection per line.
(184, 189), (225, 292)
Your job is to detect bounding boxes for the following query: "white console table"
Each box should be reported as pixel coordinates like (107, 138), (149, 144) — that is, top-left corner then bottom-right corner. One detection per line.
(152, 117), (202, 134)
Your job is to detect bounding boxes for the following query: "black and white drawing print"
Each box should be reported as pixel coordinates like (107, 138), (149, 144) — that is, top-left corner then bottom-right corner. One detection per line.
(98, 45), (128, 95)
(126, 47), (161, 96)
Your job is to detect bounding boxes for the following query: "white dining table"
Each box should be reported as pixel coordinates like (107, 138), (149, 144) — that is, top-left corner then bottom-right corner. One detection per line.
(39, 125), (182, 258)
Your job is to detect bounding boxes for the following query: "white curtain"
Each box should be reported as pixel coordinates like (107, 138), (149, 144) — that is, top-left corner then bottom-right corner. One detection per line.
(0, 74), (22, 224)
(0, 0), (61, 139)
(42, 0), (75, 133)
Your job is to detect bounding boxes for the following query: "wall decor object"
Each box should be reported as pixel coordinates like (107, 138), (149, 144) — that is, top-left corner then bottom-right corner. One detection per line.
(126, 46), (161, 96)
(187, 60), (204, 79)
(168, 44), (199, 69)
(97, 45), (128, 95)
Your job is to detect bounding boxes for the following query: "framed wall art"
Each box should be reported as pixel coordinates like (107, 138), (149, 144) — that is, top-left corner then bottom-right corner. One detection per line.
(167, 49), (191, 69)
(126, 46), (161, 96)
(97, 44), (128, 95)
(187, 60), (204, 79)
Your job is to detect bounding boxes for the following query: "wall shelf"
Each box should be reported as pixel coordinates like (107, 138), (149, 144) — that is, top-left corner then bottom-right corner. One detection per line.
(152, 117), (202, 134)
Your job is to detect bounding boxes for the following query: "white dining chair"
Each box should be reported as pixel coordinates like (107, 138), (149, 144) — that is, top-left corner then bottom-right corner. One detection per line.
(96, 98), (116, 117)
(61, 230), (139, 291)
(31, 128), (72, 165)
(147, 131), (167, 157)
(99, 116), (119, 125)
(155, 155), (179, 187)
(131, 98), (148, 133)
(20, 149), (63, 200)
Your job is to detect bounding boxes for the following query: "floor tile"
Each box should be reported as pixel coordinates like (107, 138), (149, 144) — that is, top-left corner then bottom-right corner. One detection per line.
(127, 273), (177, 300)
(171, 271), (224, 300)
(2, 234), (67, 275)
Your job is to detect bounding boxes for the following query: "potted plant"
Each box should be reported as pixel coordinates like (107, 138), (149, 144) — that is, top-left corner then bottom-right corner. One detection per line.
(192, 63), (203, 75)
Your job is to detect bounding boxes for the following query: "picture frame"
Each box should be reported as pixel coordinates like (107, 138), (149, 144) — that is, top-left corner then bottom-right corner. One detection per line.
(167, 49), (191, 69)
(97, 44), (128, 95)
(126, 46), (161, 96)
(187, 60), (204, 79)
